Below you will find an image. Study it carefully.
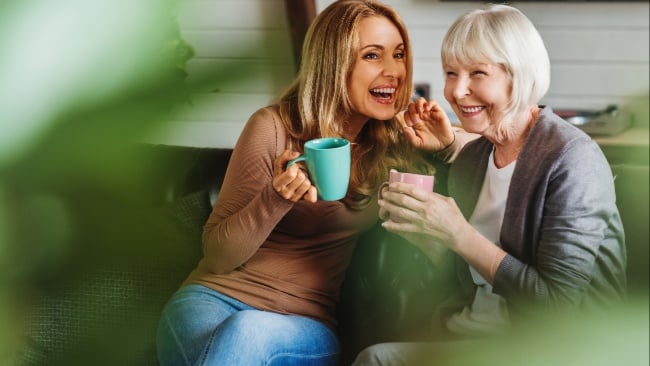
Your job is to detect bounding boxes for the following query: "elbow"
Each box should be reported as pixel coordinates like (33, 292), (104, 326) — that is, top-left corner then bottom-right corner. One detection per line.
(202, 255), (236, 275)
(201, 228), (237, 274)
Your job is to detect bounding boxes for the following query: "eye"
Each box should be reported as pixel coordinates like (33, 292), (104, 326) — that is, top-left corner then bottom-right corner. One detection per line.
(363, 52), (379, 60)
(445, 71), (457, 78)
(471, 70), (488, 77)
(394, 49), (405, 60)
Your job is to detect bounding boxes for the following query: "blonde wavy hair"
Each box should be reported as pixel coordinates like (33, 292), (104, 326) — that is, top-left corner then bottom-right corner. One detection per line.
(277, 0), (434, 210)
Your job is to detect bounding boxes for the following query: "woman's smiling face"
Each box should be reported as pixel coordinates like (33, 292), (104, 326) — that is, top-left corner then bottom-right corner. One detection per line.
(347, 15), (406, 125)
(443, 60), (512, 136)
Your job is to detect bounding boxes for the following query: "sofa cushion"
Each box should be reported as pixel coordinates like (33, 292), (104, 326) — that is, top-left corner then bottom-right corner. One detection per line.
(16, 188), (212, 366)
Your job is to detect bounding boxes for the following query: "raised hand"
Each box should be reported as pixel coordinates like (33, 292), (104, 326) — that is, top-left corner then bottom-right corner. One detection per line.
(402, 97), (455, 153)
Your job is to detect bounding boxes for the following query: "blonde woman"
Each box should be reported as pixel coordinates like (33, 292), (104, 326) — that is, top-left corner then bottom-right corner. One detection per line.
(156, 1), (434, 365)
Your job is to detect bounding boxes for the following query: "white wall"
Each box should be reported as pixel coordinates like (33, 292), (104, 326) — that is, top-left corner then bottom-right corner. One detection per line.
(351, 0), (649, 120)
(151, 0), (295, 147)
(151, 0), (649, 148)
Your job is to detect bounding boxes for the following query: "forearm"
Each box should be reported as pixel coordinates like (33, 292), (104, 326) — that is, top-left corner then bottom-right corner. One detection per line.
(433, 128), (480, 163)
(202, 183), (293, 273)
(453, 226), (507, 285)
(199, 106), (294, 274)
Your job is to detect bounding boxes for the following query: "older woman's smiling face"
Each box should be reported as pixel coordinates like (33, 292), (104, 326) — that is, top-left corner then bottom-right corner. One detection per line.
(443, 61), (512, 136)
(347, 15), (406, 125)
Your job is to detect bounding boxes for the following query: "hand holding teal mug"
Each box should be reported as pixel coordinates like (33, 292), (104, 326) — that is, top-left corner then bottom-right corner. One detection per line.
(286, 137), (351, 201)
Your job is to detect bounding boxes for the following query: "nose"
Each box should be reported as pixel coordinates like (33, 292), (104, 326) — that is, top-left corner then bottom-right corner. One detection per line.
(382, 58), (403, 79)
(450, 76), (470, 99)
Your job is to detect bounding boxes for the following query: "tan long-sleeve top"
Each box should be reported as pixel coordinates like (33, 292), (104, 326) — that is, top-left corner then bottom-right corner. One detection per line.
(183, 106), (378, 330)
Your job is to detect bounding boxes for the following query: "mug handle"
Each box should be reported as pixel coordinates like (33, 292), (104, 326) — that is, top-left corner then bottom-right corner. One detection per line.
(286, 156), (306, 168)
(377, 181), (390, 199)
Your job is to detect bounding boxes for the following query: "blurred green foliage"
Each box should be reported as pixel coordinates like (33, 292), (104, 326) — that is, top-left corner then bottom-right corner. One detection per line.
(0, 0), (277, 363)
(402, 298), (649, 366)
(1, 0), (647, 365)
(0, 0), (203, 364)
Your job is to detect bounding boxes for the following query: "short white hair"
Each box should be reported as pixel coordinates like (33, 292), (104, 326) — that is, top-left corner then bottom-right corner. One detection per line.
(441, 4), (550, 121)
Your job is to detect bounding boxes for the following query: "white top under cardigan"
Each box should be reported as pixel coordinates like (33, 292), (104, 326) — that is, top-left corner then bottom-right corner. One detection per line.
(446, 148), (515, 336)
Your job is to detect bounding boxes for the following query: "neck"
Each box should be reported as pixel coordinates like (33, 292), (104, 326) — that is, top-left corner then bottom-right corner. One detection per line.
(492, 106), (540, 168)
(493, 143), (522, 168)
(343, 116), (369, 142)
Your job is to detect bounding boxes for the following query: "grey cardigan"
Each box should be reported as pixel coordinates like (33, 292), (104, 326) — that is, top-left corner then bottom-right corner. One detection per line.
(445, 106), (626, 319)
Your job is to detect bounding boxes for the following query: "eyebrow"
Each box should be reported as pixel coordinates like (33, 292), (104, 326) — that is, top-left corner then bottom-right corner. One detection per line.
(360, 43), (405, 50)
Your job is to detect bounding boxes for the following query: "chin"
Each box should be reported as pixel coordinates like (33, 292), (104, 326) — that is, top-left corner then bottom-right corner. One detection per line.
(373, 107), (398, 121)
(373, 114), (395, 122)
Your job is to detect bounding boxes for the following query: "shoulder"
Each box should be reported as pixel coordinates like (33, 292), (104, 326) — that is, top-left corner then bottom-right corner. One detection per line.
(236, 105), (288, 157)
(243, 105), (283, 136)
(517, 107), (614, 197)
(522, 106), (605, 168)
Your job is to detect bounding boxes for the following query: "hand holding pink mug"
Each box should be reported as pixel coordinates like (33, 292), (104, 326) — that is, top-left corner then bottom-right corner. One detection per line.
(378, 169), (435, 222)
(378, 169), (435, 198)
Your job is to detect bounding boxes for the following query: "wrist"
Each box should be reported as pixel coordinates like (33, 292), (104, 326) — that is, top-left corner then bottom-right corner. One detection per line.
(441, 131), (456, 151)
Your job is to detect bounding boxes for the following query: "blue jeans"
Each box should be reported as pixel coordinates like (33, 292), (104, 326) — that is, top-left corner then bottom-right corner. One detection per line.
(156, 284), (340, 366)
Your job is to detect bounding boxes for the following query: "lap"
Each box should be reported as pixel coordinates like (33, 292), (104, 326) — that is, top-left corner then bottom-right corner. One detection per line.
(157, 284), (339, 366)
(157, 284), (251, 365)
(351, 340), (478, 366)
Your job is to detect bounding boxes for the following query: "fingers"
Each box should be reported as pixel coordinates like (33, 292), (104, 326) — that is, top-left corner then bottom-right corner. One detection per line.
(405, 98), (443, 127)
(426, 101), (451, 125)
(276, 164), (313, 202)
(379, 185), (465, 255)
(378, 205), (390, 221)
(377, 183), (421, 222)
(273, 150), (316, 203)
(412, 97), (431, 115)
(304, 186), (318, 203)
(274, 149), (300, 176)
(405, 99), (426, 127)
(404, 104), (416, 128)
(402, 125), (420, 147)
(382, 182), (430, 202)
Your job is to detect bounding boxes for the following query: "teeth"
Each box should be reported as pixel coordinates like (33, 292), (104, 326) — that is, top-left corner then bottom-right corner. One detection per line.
(370, 88), (396, 94)
(461, 106), (482, 113)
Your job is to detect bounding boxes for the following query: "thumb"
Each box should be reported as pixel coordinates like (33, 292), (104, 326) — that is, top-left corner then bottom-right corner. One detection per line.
(402, 126), (421, 146)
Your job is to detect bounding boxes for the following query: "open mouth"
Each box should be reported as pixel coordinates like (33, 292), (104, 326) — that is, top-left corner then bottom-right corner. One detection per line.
(460, 106), (484, 113)
(459, 105), (485, 116)
(370, 87), (396, 101)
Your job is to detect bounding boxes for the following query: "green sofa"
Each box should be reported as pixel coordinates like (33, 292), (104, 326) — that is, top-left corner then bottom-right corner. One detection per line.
(13, 144), (648, 366)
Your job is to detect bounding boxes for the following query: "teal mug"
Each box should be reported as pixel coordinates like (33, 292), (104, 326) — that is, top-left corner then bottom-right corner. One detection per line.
(286, 137), (351, 201)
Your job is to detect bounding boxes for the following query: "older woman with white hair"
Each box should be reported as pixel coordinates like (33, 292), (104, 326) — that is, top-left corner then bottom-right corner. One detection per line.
(353, 4), (626, 365)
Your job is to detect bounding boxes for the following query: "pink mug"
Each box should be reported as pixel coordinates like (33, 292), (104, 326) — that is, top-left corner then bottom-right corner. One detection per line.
(378, 169), (435, 198)
(378, 169), (435, 222)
